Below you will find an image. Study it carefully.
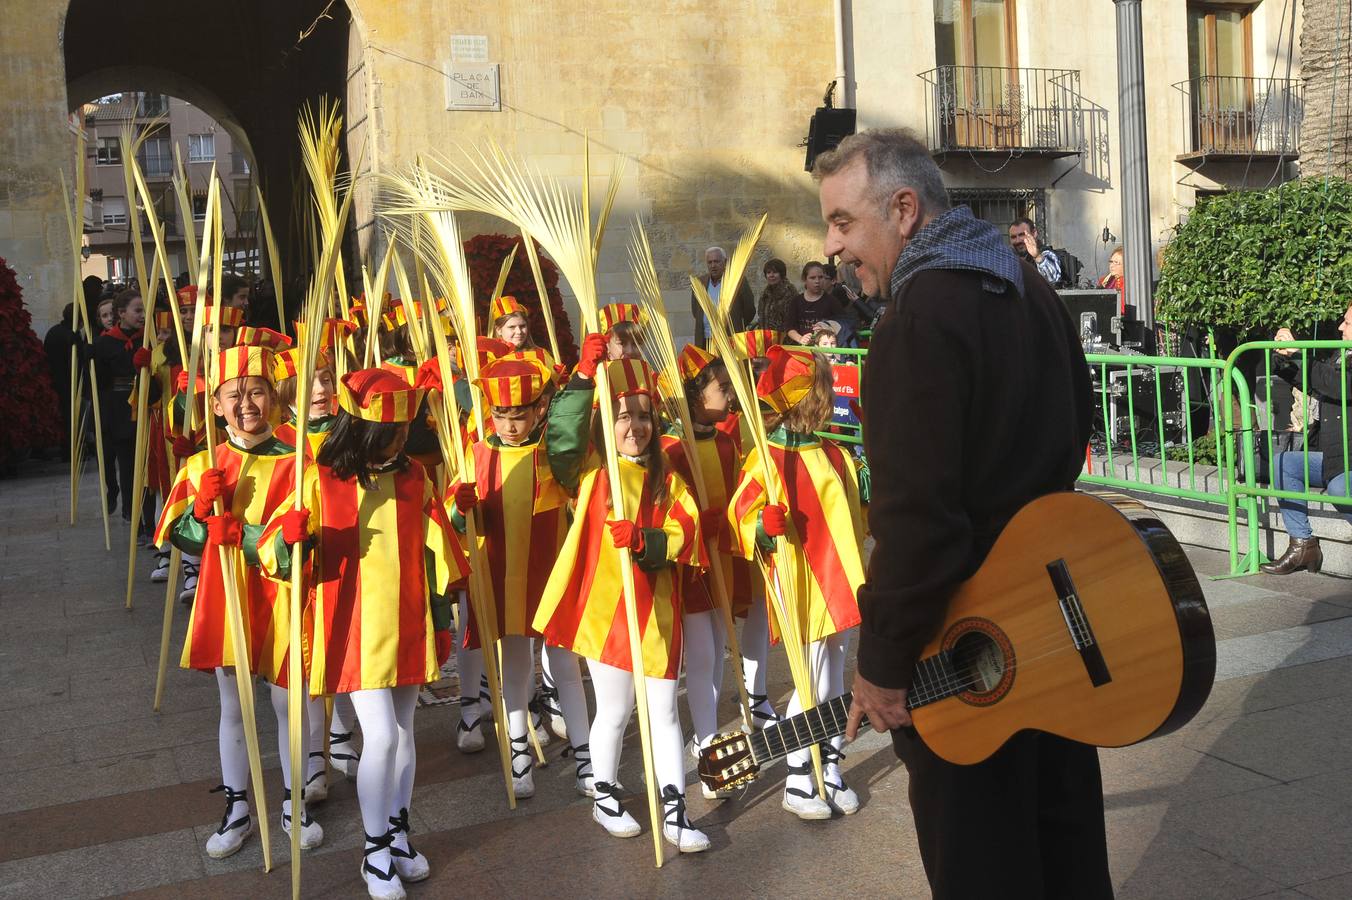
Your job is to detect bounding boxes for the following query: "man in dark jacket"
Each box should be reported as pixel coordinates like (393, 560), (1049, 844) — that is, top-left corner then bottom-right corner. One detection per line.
(1261, 314), (1352, 574)
(690, 246), (755, 346)
(816, 130), (1107, 898)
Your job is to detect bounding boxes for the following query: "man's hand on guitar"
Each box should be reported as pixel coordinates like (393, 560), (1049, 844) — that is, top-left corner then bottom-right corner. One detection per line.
(846, 673), (911, 740)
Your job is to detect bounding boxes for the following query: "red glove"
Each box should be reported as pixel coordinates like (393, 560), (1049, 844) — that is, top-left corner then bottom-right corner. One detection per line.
(416, 357), (444, 392)
(576, 332), (608, 379)
(435, 630), (453, 667)
(175, 369), (191, 392)
(761, 504), (788, 538)
(206, 514), (242, 547)
(278, 508), (310, 545)
(453, 483), (479, 512)
(172, 435), (198, 459)
(132, 347), (153, 369)
(606, 519), (644, 551)
(193, 468), (227, 519)
(699, 508), (724, 543)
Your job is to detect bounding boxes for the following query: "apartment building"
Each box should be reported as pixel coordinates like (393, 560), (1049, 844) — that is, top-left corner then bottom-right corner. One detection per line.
(82, 92), (257, 285)
(850, 0), (1302, 286)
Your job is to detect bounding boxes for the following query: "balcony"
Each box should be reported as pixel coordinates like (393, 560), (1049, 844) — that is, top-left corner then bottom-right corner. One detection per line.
(920, 66), (1099, 160)
(1173, 76), (1303, 166)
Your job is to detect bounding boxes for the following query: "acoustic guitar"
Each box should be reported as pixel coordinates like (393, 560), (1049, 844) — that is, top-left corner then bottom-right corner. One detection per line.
(698, 491), (1215, 791)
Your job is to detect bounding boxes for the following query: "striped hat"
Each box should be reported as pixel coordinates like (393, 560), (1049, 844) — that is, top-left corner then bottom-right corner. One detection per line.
(599, 303), (641, 334)
(347, 299), (368, 330)
(677, 344), (719, 382)
(235, 326), (293, 351)
(458, 336), (514, 373)
(756, 345), (818, 413)
(214, 345), (276, 391)
(735, 329), (777, 360)
(201, 305), (245, 329)
(154, 310), (174, 333)
(475, 355), (552, 408)
(338, 367), (425, 423)
(604, 357), (659, 400)
(271, 346), (333, 383)
(175, 285), (199, 307)
(490, 295), (527, 324)
(295, 317), (357, 352)
(380, 301), (422, 332)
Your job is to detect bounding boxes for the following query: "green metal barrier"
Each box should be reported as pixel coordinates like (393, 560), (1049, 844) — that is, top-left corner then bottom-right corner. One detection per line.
(1223, 340), (1352, 576)
(804, 344), (866, 446)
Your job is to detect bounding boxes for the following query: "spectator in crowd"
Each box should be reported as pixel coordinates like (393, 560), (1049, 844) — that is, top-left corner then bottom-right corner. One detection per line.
(786, 261), (843, 345)
(96, 297), (116, 334)
(92, 288), (152, 532)
(756, 257), (797, 335)
(1008, 217), (1063, 287)
(218, 273), (250, 313)
(44, 303), (80, 458)
(1261, 313), (1352, 575)
(1100, 246), (1125, 315)
(691, 246), (756, 347)
(804, 319), (846, 364)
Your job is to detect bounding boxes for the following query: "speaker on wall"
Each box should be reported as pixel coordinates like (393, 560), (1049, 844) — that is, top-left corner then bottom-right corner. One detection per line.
(804, 107), (857, 172)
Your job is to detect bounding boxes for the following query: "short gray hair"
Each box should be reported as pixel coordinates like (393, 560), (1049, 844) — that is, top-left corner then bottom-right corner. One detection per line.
(812, 129), (950, 216)
(704, 246), (728, 261)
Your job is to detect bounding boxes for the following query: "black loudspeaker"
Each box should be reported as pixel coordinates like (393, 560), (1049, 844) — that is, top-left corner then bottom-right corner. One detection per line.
(804, 107), (857, 172)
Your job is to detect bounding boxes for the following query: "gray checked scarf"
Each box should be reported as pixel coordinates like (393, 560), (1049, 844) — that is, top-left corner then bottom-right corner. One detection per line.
(888, 205), (1025, 299)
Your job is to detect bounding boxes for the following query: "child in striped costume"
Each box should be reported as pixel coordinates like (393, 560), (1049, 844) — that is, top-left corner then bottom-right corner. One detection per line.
(533, 354), (712, 853)
(260, 367), (468, 900)
(153, 331), (324, 860)
(729, 345), (866, 820)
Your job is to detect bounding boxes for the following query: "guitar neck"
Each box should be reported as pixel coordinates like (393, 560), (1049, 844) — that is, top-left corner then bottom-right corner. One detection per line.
(748, 659), (959, 765)
(749, 693), (854, 765)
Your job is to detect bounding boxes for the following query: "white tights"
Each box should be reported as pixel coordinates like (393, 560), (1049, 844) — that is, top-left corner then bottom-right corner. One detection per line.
(784, 630), (853, 791)
(348, 685), (420, 862)
(588, 660), (685, 796)
(682, 610), (726, 746)
(213, 668), (316, 816)
(740, 600), (773, 713)
(543, 645), (591, 752)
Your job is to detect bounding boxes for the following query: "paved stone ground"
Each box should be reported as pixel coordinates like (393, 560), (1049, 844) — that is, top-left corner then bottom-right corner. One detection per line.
(3, 464), (1352, 898)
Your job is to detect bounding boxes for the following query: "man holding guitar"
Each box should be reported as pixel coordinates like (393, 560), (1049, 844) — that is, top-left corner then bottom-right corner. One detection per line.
(815, 131), (1111, 898)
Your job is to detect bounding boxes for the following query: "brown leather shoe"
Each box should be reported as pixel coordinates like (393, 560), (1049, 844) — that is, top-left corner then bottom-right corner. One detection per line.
(1260, 537), (1323, 575)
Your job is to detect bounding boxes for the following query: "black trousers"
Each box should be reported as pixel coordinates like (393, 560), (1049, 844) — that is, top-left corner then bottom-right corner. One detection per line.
(892, 728), (1114, 900)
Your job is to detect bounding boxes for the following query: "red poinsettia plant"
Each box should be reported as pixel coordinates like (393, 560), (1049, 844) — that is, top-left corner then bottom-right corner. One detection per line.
(0, 256), (62, 468)
(464, 233), (579, 367)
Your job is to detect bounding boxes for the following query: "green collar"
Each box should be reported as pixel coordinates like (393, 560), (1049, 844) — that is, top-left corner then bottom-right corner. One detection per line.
(290, 414), (335, 434)
(227, 434), (292, 456)
(767, 425), (821, 448)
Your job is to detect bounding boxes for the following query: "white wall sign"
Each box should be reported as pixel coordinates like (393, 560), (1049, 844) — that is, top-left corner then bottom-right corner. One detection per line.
(445, 63), (501, 111)
(450, 34), (489, 62)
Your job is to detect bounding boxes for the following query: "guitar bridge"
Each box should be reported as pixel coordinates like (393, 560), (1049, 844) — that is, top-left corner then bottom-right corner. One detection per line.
(1046, 559), (1112, 687)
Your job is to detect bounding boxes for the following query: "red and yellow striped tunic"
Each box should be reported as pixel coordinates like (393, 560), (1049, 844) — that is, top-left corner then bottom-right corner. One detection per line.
(729, 429), (864, 645)
(450, 437), (570, 648)
(532, 455), (706, 680)
(273, 416), (333, 460)
(260, 460), (470, 695)
(660, 428), (753, 616)
(153, 436), (302, 685)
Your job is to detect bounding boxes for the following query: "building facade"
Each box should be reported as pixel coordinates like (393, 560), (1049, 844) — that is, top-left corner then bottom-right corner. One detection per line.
(81, 92), (255, 286)
(0, 0), (1315, 339)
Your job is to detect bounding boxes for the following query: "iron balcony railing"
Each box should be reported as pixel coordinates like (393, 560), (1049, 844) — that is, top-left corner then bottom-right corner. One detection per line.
(920, 66), (1090, 156)
(1173, 76), (1303, 160)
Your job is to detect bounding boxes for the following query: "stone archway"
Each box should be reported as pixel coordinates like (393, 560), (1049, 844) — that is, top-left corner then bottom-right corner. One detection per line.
(61, 0), (361, 317)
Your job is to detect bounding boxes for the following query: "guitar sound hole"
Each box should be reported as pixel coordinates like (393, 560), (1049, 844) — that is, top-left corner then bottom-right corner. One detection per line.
(952, 630), (1006, 695)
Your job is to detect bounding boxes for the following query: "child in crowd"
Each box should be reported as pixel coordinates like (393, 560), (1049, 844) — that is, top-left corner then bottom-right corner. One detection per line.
(260, 367), (468, 900)
(153, 330), (324, 860)
(447, 349), (595, 796)
(729, 345), (866, 820)
(660, 344), (755, 785)
(533, 352), (711, 853)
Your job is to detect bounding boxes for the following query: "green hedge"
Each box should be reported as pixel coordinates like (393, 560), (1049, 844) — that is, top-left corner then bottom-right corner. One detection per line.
(1156, 177), (1352, 334)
